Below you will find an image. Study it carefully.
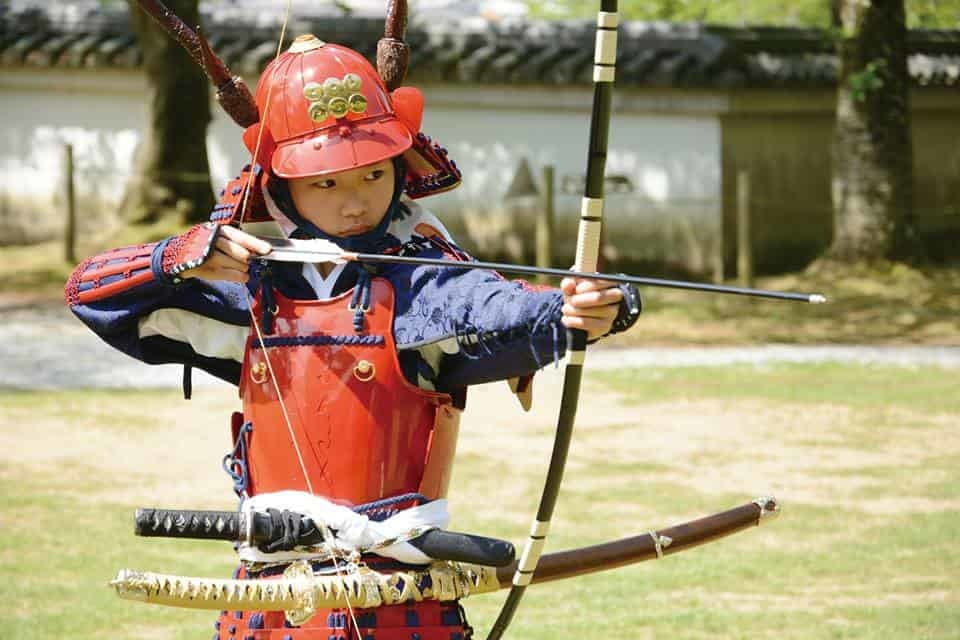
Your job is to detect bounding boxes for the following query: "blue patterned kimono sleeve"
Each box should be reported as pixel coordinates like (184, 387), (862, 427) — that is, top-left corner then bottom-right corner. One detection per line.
(388, 252), (567, 389)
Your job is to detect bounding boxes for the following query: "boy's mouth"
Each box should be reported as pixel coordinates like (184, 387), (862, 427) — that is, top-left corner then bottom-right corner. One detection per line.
(341, 225), (372, 236)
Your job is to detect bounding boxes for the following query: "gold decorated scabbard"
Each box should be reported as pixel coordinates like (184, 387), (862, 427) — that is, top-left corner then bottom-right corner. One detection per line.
(112, 560), (502, 625)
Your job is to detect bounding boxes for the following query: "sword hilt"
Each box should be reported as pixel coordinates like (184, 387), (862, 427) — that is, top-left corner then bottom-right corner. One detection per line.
(135, 508), (248, 541)
(134, 507), (515, 567)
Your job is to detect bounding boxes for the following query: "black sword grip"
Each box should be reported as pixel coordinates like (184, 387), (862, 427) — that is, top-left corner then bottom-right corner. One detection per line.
(134, 508), (515, 566)
(135, 508), (246, 541)
(293, 526), (516, 567)
(291, 525), (516, 567)
(409, 529), (516, 567)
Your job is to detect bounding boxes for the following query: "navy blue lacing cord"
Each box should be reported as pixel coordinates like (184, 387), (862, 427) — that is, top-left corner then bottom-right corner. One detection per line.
(362, 273), (373, 310)
(354, 492), (428, 513)
(259, 269), (276, 334)
(222, 421), (253, 497)
(349, 269), (373, 333)
(529, 317), (562, 371)
(354, 492), (429, 522)
(250, 334), (385, 348)
(552, 321), (560, 366)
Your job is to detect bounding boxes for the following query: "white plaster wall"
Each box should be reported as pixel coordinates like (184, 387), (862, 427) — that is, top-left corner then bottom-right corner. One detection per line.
(0, 80), (146, 243)
(418, 105), (721, 271)
(2, 71), (722, 273)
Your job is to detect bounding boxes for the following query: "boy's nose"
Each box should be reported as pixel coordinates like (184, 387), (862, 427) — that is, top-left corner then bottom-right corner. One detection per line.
(341, 195), (366, 218)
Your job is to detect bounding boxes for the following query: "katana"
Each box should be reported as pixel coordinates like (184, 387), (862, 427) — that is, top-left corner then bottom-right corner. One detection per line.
(259, 236), (827, 303)
(112, 497), (779, 624)
(133, 507), (516, 567)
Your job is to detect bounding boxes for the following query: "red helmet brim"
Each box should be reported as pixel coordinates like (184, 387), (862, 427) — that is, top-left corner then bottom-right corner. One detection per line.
(271, 116), (413, 179)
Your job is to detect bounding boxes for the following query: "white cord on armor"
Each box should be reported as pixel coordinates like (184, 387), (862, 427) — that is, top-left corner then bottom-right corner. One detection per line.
(238, 0), (292, 224)
(246, 295), (315, 496)
(239, 4), (362, 635)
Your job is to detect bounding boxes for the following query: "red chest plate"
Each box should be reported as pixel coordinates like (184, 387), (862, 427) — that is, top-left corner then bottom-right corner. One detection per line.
(239, 278), (459, 506)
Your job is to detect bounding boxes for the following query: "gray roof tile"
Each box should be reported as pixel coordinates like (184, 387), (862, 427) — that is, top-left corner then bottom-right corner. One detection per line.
(1, 7), (958, 88)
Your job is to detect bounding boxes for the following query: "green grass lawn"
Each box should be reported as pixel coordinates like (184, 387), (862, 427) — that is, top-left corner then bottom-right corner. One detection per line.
(603, 261), (960, 346)
(2, 363), (958, 638)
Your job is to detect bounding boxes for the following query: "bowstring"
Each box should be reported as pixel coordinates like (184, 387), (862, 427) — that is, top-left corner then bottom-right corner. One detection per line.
(237, 3), (364, 637)
(238, 0), (314, 495)
(244, 294), (314, 495)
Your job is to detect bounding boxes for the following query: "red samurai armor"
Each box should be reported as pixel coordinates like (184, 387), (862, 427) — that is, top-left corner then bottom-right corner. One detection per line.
(239, 277), (460, 505)
(219, 278), (468, 639)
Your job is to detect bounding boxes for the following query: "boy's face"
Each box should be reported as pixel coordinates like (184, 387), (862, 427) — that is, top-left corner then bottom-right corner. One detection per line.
(287, 159), (395, 237)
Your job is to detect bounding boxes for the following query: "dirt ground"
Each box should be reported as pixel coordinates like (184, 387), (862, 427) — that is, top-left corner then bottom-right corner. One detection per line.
(5, 358), (958, 640)
(6, 363), (957, 519)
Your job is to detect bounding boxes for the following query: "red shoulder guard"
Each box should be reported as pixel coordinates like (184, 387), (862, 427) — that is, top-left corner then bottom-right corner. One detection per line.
(210, 163), (270, 224)
(404, 133), (462, 200)
(65, 242), (157, 306)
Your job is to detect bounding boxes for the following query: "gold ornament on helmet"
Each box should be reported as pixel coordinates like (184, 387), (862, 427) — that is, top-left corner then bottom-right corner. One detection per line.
(303, 82), (325, 102)
(308, 102), (329, 122)
(348, 93), (368, 113)
(323, 77), (345, 98)
(343, 73), (362, 92)
(327, 97), (350, 119)
(304, 74), (369, 123)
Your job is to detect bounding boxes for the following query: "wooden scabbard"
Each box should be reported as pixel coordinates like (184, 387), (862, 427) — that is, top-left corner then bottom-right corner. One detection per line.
(496, 497), (778, 587)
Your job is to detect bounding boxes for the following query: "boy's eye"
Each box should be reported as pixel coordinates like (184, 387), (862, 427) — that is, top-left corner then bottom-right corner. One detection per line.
(315, 179), (336, 189)
(365, 169), (385, 181)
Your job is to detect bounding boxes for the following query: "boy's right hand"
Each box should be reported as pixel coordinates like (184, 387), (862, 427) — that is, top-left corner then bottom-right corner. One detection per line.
(180, 225), (273, 283)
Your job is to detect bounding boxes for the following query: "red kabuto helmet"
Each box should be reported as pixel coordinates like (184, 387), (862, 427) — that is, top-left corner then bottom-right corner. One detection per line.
(243, 34), (461, 200)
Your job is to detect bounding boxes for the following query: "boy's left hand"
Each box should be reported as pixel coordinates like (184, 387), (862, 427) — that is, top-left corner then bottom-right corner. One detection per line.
(560, 277), (623, 341)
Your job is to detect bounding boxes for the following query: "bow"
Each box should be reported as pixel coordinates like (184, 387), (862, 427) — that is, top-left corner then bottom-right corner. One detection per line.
(484, 2), (620, 637)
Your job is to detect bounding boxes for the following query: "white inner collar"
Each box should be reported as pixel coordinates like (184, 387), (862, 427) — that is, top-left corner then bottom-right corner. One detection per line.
(301, 262), (347, 299)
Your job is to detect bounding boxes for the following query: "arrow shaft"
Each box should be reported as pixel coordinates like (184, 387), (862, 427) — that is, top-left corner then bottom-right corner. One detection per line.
(343, 252), (821, 303)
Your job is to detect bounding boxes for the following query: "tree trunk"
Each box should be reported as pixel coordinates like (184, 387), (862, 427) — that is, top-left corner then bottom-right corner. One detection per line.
(830, 0), (919, 262)
(122, 0), (213, 225)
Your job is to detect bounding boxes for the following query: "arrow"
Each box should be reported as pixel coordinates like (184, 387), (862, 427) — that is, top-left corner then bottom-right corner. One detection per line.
(258, 236), (827, 304)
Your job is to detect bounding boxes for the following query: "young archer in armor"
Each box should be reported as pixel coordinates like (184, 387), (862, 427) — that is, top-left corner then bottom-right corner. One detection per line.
(65, 35), (640, 639)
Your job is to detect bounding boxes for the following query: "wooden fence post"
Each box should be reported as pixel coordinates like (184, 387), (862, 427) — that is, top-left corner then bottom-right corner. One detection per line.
(536, 165), (555, 284)
(714, 208), (725, 284)
(736, 169), (753, 289)
(64, 143), (76, 264)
